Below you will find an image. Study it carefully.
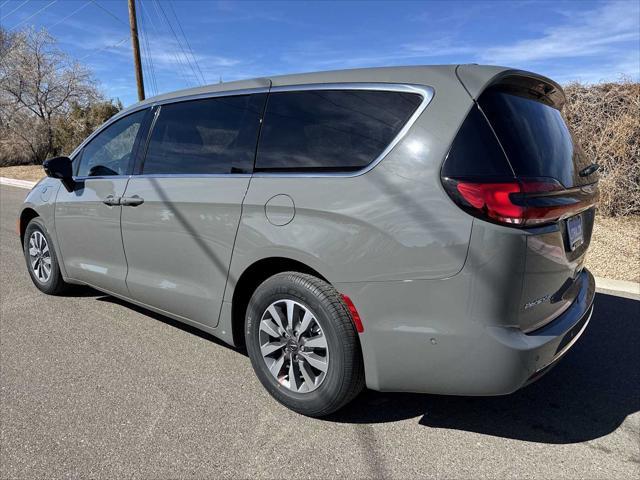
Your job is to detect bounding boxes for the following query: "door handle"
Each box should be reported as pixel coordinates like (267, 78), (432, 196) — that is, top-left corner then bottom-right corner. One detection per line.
(102, 195), (120, 206)
(121, 195), (144, 207)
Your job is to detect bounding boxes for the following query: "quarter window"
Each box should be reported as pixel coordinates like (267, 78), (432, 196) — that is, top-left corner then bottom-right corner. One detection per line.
(142, 94), (266, 174)
(256, 90), (422, 172)
(77, 109), (146, 177)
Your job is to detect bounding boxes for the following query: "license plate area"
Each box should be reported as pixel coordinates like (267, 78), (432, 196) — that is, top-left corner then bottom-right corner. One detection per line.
(566, 214), (584, 251)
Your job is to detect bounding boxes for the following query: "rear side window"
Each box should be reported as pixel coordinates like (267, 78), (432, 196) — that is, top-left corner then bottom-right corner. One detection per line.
(441, 105), (512, 179)
(142, 94), (266, 175)
(479, 88), (595, 187)
(256, 90), (422, 172)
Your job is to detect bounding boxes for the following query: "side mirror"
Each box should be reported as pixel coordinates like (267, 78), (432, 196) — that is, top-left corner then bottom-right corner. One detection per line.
(43, 156), (75, 192)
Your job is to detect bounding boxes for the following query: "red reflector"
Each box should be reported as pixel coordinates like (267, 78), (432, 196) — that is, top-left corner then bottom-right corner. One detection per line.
(341, 294), (364, 333)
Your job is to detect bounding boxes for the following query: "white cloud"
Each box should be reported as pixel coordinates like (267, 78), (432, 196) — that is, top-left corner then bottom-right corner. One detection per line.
(480, 1), (639, 64)
(549, 50), (640, 84)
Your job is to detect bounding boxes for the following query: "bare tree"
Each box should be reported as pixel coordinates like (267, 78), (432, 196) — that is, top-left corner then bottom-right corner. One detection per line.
(0, 27), (101, 164)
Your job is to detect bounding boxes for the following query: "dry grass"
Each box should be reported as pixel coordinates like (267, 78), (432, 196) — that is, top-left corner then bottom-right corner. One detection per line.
(586, 215), (640, 282)
(564, 80), (640, 217)
(0, 165), (44, 182)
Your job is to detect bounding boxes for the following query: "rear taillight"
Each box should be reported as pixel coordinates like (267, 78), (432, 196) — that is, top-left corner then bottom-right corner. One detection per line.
(443, 177), (597, 227)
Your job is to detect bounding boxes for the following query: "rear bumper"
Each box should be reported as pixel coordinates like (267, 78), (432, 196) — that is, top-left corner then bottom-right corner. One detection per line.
(336, 268), (595, 395)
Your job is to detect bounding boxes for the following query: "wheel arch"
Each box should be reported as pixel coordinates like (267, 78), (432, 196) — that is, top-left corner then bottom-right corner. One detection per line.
(230, 256), (329, 349)
(19, 208), (39, 244)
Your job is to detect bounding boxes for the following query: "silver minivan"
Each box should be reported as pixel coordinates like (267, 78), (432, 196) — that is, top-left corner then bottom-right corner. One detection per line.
(19, 65), (598, 416)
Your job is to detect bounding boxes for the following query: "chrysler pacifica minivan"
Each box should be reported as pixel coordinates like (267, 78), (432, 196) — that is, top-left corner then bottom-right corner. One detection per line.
(19, 65), (597, 416)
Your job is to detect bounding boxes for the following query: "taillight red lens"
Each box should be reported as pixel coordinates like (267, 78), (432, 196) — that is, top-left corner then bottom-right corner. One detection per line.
(456, 182), (523, 224)
(444, 177), (593, 227)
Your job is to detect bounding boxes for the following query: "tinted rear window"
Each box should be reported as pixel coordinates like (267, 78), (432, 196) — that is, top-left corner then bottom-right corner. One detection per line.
(256, 90), (422, 172)
(142, 94), (266, 175)
(479, 88), (595, 187)
(441, 105), (512, 179)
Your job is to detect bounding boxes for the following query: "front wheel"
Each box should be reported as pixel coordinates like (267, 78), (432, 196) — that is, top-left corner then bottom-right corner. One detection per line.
(23, 217), (70, 295)
(245, 272), (364, 417)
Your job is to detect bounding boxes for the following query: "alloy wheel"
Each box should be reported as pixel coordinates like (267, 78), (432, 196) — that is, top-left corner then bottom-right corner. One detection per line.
(259, 299), (329, 393)
(28, 230), (52, 283)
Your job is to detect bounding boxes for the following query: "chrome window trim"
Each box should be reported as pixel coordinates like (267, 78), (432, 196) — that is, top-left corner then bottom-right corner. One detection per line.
(253, 83), (434, 178)
(71, 83), (434, 179)
(134, 173), (253, 179)
(72, 174), (253, 181)
(69, 87), (270, 160)
(72, 174), (132, 181)
(151, 86), (270, 107)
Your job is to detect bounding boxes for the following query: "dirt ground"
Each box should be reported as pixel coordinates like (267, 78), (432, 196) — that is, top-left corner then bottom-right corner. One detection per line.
(1, 165), (638, 282)
(0, 165), (44, 182)
(586, 215), (640, 283)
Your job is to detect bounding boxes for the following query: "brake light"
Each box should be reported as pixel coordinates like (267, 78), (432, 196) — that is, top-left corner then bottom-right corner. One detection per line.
(443, 177), (594, 227)
(456, 182), (522, 224)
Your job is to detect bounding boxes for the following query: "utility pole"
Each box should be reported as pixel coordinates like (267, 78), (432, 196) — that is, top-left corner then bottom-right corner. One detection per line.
(128, 0), (145, 101)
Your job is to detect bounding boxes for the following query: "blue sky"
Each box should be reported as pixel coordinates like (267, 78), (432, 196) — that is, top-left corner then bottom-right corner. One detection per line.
(1, 0), (638, 106)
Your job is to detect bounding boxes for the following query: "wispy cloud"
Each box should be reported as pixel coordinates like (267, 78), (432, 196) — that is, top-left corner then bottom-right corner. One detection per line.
(278, 37), (476, 72)
(549, 50), (640, 84)
(480, 1), (639, 64)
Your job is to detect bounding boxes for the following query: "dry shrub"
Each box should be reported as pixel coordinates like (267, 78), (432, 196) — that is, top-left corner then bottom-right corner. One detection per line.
(563, 80), (640, 217)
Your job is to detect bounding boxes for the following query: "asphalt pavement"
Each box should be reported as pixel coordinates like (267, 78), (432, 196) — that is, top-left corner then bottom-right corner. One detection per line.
(1, 184), (639, 479)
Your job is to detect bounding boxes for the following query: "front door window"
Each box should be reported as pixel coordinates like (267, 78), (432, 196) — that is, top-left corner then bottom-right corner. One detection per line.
(76, 110), (146, 177)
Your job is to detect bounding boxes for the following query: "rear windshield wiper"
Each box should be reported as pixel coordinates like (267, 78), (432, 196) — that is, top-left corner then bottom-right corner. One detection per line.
(579, 163), (600, 177)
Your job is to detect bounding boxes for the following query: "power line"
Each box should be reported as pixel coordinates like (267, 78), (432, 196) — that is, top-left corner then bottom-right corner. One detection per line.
(167, 0), (205, 84)
(0, 0), (30, 21)
(141, 0), (191, 88)
(140, 0), (176, 93)
(89, 0), (128, 27)
(143, 1), (159, 95)
(0, 1), (12, 10)
(138, 1), (157, 96)
(45, 0), (90, 30)
(153, 0), (201, 86)
(149, 0), (194, 87)
(9, 0), (58, 31)
(152, 0), (196, 86)
(41, 35), (128, 76)
(79, 36), (127, 62)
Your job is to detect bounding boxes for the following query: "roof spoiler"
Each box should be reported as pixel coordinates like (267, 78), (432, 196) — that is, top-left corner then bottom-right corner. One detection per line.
(456, 65), (566, 109)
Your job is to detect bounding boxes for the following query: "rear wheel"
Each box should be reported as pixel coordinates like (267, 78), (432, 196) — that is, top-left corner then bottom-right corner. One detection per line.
(245, 272), (364, 417)
(23, 217), (69, 295)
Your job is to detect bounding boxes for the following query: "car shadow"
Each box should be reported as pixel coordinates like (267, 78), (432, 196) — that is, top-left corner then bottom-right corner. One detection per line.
(327, 292), (640, 444)
(94, 295), (244, 353)
(56, 284), (105, 298)
(91, 290), (637, 444)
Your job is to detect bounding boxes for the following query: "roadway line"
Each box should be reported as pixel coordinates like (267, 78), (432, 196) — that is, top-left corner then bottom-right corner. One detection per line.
(0, 177), (37, 189)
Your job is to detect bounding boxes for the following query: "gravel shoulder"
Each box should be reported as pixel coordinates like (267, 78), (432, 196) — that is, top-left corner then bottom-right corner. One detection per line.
(0, 165), (44, 182)
(586, 215), (640, 283)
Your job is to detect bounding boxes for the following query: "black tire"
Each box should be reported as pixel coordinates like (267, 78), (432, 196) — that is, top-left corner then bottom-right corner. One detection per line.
(245, 272), (364, 417)
(23, 217), (70, 295)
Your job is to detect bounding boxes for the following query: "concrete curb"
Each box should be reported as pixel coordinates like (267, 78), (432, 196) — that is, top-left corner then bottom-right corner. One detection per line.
(0, 177), (37, 189)
(594, 276), (640, 300)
